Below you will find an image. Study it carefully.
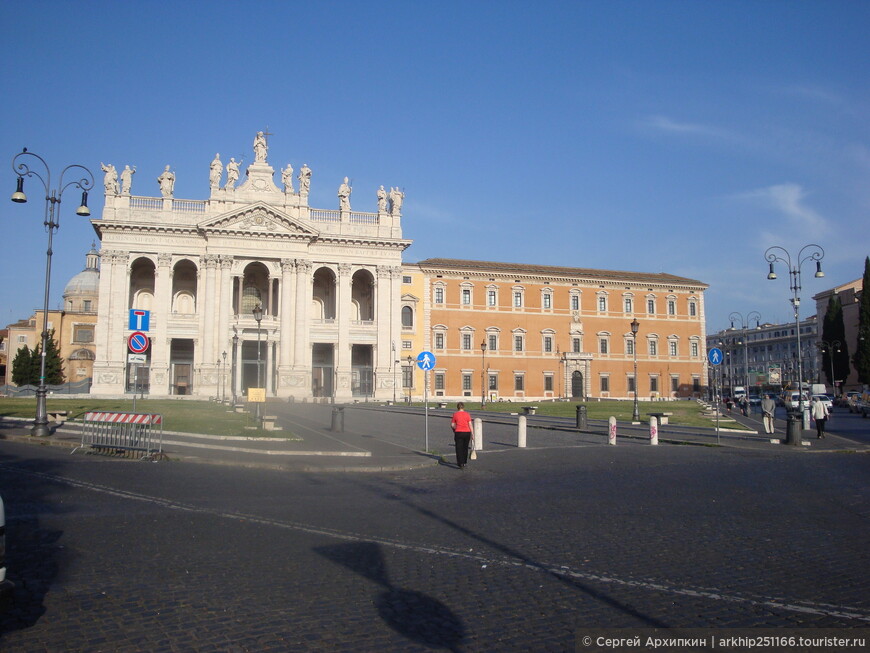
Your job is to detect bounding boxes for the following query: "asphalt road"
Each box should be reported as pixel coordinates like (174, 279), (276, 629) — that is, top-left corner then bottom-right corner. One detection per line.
(1, 435), (868, 651)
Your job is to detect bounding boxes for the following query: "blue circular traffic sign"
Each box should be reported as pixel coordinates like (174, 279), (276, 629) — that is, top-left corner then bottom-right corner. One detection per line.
(708, 347), (723, 366)
(128, 331), (150, 354)
(416, 351), (436, 370)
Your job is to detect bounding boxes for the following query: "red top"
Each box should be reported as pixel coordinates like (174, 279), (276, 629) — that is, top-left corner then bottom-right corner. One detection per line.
(451, 410), (473, 433)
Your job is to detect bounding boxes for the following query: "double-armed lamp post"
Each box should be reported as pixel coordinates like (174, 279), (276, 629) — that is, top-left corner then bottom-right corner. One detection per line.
(729, 310), (761, 388)
(630, 318), (640, 422)
(765, 244), (824, 413)
(480, 339), (487, 409)
(253, 304), (263, 423)
(11, 149), (93, 437)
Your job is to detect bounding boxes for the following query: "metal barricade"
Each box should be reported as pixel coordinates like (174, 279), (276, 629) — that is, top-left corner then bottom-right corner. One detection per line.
(72, 412), (164, 460)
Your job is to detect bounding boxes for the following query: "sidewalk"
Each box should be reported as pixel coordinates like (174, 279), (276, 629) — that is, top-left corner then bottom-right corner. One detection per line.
(1, 403), (867, 472)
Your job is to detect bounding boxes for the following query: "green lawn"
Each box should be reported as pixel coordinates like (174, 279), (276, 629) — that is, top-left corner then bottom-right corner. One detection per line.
(0, 397), (295, 437)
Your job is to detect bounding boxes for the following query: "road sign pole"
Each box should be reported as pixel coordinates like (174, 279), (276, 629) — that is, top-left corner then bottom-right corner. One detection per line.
(424, 371), (429, 453)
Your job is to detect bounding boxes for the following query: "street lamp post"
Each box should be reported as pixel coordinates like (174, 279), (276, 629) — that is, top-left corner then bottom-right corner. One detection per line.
(406, 355), (413, 403)
(231, 333), (239, 405)
(221, 350), (227, 402)
(10, 149), (93, 437)
(253, 304), (263, 424)
(729, 311), (761, 388)
(765, 244), (825, 415)
(630, 318), (640, 422)
(817, 340), (841, 394)
(391, 341), (397, 404)
(480, 340), (487, 409)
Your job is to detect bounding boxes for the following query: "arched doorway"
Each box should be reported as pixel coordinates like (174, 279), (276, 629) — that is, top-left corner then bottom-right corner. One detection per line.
(571, 370), (584, 399)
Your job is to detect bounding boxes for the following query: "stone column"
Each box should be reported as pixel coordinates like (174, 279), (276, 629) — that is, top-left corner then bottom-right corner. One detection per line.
(111, 252), (131, 367)
(151, 253), (173, 393)
(375, 265), (402, 400)
(217, 256), (233, 364)
(336, 263), (352, 400)
(278, 259), (295, 387)
(293, 259), (312, 384)
(91, 249), (127, 394)
(201, 255), (218, 376)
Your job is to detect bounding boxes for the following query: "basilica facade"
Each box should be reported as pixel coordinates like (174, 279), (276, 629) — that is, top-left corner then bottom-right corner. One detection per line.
(90, 136), (409, 400)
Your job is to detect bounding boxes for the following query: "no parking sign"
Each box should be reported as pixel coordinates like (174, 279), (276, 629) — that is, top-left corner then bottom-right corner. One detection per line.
(128, 331), (150, 354)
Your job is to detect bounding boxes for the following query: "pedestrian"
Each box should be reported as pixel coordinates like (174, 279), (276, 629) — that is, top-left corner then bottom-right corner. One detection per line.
(450, 402), (473, 469)
(761, 394), (776, 434)
(725, 397), (733, 414)
(811, 396), (830, 439)
(739, 395), (749, 416)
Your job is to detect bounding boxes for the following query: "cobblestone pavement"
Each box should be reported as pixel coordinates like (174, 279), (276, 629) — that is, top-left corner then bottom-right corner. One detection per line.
(1, 431), (868, 651)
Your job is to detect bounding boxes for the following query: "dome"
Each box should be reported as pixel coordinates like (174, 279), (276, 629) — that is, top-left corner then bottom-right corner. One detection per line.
(64, 268), (100, 296)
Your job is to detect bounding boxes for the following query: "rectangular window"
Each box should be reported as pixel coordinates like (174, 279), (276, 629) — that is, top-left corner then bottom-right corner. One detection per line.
(403, 275), (412, 284)
(73, 326), (94, 343)
(18, 335), (27, 343)
(599, 338), (608, 354)
(488, 289), (497, 306)
(402, 366), (413, 388)
(543, 294), (552, 309)
(668, 300), (676, 315)
(671, 376), (679, 392)
(691, 341), (699, 357)
(514, 335), (524, 352)
(83, 300), (92, 312)
(669, 341), (678, 356)
(435, 373), (445, 390)
(693, 377), (701, 392)
(626, 338), (634, 355)
(435, 333), (444, 349)
(462, 333), (472, 350)
(600, 375), (610, 392)
(572, 337), (581, 353)
(628, 376), (636, 393)
(543, 336), (553, 353)
(402, 340), (412, 349)
(650, 376), (659, 393)
(647, 299), (655, 314)
(514, 375), (524, 391)
(689, 301), (697, 317)
(544, 375), (553, 391)
(513, 291), (523, 307)
(571, 295), (579, 311)
(462, 288), (471, 305)
(488, 374), (498, 391)
(434, 287), (444, 304)
(649, 340), (657, 356)
(488, 334), (497, 351)
(624, 298), (632, 313)
(462, 374), (472, 391)
(598, 296), (606, 311)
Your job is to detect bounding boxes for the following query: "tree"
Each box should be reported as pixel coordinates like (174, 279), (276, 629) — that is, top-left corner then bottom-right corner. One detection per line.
(820, 294), (850, 390)
(32, 329), (65, 386)
(853, 256), (870, 385)
(11, 345), (35, 386)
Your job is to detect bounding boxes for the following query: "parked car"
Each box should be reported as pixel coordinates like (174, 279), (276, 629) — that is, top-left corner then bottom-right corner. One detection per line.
(785, 392), (809, 409)
(748, 393), (762, 406)
(811, 394), (833, 411)
(0, 495), (13, 612)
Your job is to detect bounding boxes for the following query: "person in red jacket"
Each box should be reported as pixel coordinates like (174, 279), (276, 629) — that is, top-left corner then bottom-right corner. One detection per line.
(450, 402), (474, 469)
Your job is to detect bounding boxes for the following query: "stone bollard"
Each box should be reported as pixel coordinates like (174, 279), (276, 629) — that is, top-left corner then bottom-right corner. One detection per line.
(473, 418), (483, 452)
(649, 415), (659, 445)
(331, 406), (345, 432)
(576, 404), (588, 430)
(608, 416), (617, 445)
(518, 414), (527, 448)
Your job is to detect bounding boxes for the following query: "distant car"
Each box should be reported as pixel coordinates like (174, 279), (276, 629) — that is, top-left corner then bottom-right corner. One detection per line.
(811, 395), (833, 411)
(0, 495), (13, 612)
(748, 394), (762, 406)
(786, 392), (809, 409)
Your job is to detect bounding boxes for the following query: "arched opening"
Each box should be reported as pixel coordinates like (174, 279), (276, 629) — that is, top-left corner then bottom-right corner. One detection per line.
(571, 370), (584, 399)
(129, 257), (155, 310)
(171, 259), (198, 313)
(313, 267), (336, 320)
(401, 305), (414, 328)
(241, 262), (270, 315)
(351, 269), (375, 321)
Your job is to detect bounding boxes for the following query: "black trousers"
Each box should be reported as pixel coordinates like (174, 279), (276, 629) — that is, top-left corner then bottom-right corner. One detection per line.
(815, 417), (827, 436)
(454, 431), (472, 465)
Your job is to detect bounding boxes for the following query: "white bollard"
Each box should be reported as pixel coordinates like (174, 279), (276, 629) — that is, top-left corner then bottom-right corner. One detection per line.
(518, 415), (527, 448)
(649, 416), (659, 445)
(473, 418), (483, 452)
(608, 416), (617, 445)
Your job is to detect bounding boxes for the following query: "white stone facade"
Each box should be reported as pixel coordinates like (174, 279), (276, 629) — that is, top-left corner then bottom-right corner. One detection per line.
(91, 137), (410, 400)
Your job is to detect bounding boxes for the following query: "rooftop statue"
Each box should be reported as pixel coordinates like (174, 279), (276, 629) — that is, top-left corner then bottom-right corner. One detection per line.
(282, 164), (294, 193)
(225, 158), (240, 190)
(298, 163), (312, 194)
(253, 131), (268, 163)
(120, 165), (136, 195)
(338, 176), (352, 211)
(157, 165), (175, 198)
(209, 154), (223, 189)
(389, 186), (404, 216)
(377, 185), (387, 213)
(100, 163), (118, 195)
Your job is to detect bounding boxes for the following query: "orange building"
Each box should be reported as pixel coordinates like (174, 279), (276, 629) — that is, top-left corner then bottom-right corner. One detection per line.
(401, 259), (708, 402)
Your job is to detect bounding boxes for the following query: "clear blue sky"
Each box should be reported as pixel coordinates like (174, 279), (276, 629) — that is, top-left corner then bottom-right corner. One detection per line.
(2, 1), (867, 332)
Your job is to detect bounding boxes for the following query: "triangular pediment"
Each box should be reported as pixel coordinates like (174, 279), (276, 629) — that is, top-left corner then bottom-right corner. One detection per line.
(198, 202), (319, 239)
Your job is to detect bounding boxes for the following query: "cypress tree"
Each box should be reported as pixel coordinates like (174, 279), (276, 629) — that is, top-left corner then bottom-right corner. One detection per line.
(854, 257), (870, 385)
(34, 329), (65, 386)
(821, 295), (850, 390)
(11, 346), (33, 386)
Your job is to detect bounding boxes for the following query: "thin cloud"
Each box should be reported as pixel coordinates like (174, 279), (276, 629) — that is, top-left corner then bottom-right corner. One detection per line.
(737, 183), (828, 230)
(642, 115), (730, 139)
(777, 84), (844, 106)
